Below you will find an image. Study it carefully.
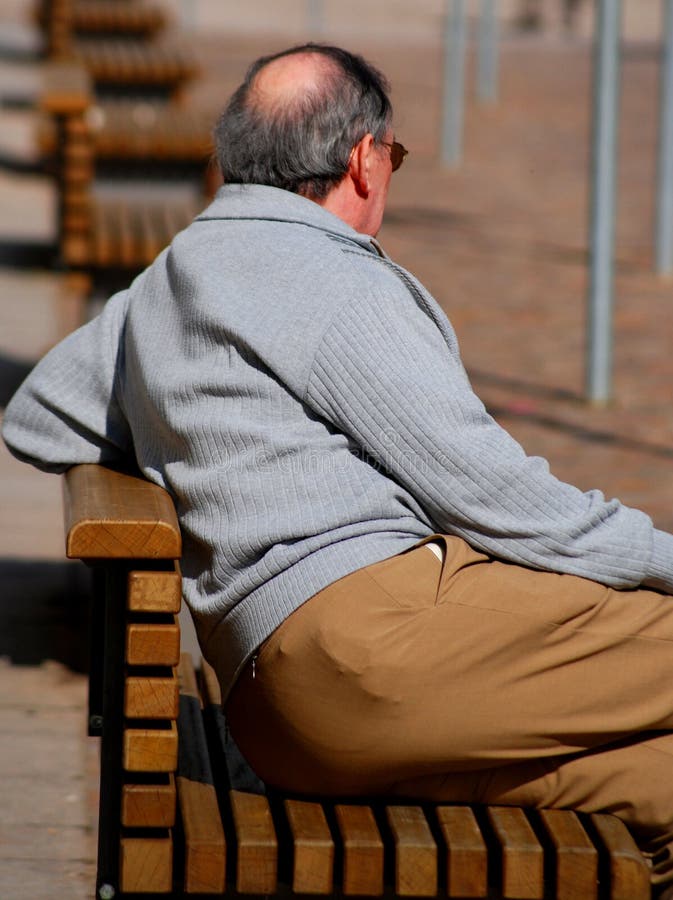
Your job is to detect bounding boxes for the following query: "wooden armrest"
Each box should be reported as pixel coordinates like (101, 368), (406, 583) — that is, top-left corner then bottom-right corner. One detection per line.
(63, 463), (181, 559)
(40, 61), (92, 116)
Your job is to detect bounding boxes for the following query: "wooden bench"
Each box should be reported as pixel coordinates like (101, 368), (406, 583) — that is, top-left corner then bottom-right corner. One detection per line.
(72, 38), (199, 98)
(37, 0), (168, 55)
(41, 61), (210, 284)
(37, 93), (216, 167)
(39, 0), (198, 99)
(63, 0), (167, 39)
(63, 463), (653, 899)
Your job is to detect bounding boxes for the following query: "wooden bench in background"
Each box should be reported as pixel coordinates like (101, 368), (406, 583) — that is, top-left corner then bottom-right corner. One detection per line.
(37, 0), (168, 56)
(37, 89), (216, 170)
(38, 0), (198, 99)
(41, 61), (211, 286)
(72, 38), (199, 99)
(63, 463), (653, 899)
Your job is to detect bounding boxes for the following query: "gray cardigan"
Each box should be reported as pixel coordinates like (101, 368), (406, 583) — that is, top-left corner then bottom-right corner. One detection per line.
(4, 184), (673, 698)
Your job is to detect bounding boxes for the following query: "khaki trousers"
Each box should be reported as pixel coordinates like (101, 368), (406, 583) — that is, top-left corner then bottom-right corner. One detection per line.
(226, 536), (673, 872)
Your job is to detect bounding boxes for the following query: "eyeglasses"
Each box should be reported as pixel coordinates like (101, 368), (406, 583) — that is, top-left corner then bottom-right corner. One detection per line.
(381, 140), (408, 172)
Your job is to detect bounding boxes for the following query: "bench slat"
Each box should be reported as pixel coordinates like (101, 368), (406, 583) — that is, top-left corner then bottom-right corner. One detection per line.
(199, 656), (222, 706)
(335, 804), (384, 896)
(127, 568), (181, 613)
(64, 464), (181, 559)
(230, 789), (278, 894)
(487, 806), (544, 899)
(117, 199), (137, 269)
(284, 798), (335, 895)
(124, 670), (179, 719)
(124, 720), (178, 772)
(436, 805), (488, 898)
(126, 620), (180, 666)
(139, 202), (164, 265)
(121, 775), (176, 828)
(176, 654), (226, 894)
(75, 38), (198, 89)
(71, 0), (167, 36)
(92, 199), (113, 269)
(386, 805), (438, 897)
(120, 833), (173, 893)
(590, 813), (651, 900)
(538, 808), (598, 900)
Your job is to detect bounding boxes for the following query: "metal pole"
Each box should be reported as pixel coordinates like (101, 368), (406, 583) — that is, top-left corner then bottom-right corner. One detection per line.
(441, 0), (468, 167)
(656, 0), (673, 275)
(181, 0), (196, 30)
(477, 0), (498, 103)
(307, 0), (325, 35)
(586, 0), (622, 405)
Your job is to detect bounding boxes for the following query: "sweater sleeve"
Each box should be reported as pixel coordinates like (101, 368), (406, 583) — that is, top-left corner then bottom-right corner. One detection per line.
(306, 271), (673, 592)
(1, 289), (133, 473)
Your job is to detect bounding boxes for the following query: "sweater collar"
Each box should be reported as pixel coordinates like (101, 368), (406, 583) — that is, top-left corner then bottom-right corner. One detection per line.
(197, 184), (387, 258)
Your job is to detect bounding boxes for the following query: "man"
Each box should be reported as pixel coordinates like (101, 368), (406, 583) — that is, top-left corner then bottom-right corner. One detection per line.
(4, 43), (673, 894)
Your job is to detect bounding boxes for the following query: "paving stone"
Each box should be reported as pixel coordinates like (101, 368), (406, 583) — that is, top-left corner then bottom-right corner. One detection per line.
(0, 659), (87, 708)
(3, 776), (91, 827)
(0, 859), (93, 900)
(0, 722), (85, 777)
(0, 823), (93, 860)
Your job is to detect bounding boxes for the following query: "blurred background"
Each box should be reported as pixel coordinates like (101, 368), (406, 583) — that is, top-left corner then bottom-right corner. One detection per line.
(0, 1), (672, 896)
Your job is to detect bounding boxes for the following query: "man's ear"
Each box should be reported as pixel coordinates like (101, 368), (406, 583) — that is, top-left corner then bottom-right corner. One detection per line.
(347, 133), (375, 197)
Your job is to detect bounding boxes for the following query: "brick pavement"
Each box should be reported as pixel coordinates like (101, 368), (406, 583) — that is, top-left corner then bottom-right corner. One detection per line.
(0, 659), (97, 899)
(0, 9), (671, 899)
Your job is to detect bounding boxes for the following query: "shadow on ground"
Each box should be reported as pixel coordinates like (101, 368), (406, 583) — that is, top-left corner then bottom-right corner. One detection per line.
(0, 352), (34, 407)
(0, 238), (56, 269)
(0, 150), (44, 174)
(0, 558), (91, 671)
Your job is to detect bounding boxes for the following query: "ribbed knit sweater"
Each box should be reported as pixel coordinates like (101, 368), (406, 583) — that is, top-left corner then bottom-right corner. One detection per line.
(4, 184), (673, 699)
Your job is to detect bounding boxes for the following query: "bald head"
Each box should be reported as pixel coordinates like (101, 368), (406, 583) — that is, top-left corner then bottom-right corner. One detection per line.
(250, 51), (337, 116)
(213, 43), (392, 202)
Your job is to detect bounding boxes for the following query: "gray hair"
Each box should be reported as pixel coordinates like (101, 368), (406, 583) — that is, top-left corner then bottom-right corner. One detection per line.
(213, 44), (392, 200)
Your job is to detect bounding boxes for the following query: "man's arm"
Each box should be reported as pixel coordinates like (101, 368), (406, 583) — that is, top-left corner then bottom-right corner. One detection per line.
(2, 290), (134, 473)
(306, 277), (673, 593)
